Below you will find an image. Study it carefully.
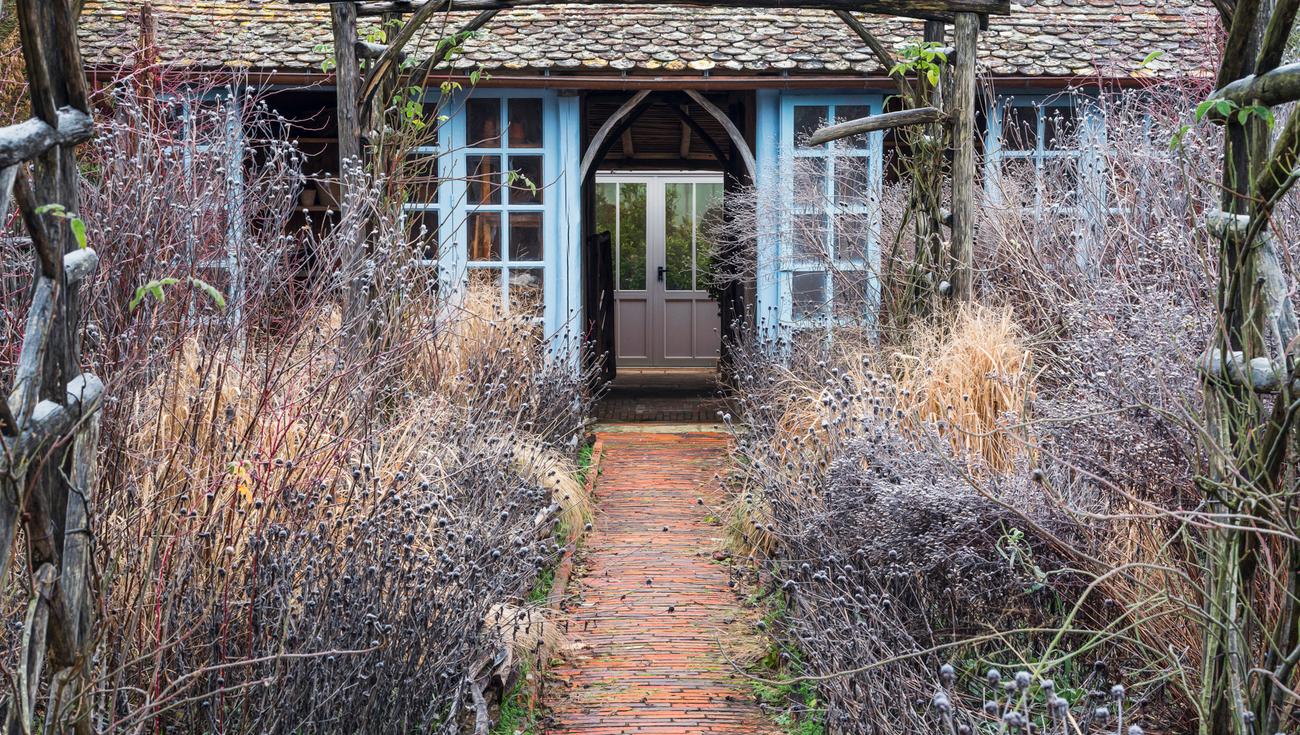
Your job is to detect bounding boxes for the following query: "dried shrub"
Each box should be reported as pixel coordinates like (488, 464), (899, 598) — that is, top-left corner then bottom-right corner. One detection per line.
(0, 71), (592, 733)
(722, 77), (1237, 733)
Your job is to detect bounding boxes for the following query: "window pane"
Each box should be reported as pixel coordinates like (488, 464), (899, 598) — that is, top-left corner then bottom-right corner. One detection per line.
(596, 182), (616, 235)
(835, 105), (871, 149)
(832, 268), (874, 321)
(467, 98), (501, 147)
(1042, 155), (1080, 206)
(467, 155), (501, 204)
(509, 268), (544, 320)
(507, 155), (544, 204)
(617, 183), (646, 290)
(509, 212), (544, 261)
(793, 156), (827, 204)
(468, 212), (502, 261)
(411, 209), (439, 260)
(834, 213), (874, 262)
(468, 268), (502, 314)
(1043, 106), (1078, 151)
(664, 183), (693, 291)
(792, 212), (828, 261)
(404, 152), (439, 203)
(695, 183), (724, 290)
(999, 158), (1039, 205)
(791, 271), (827, 320)
(835, 155), (872, 206)
(1002, 104), (1038, 151)
(507, 98), (543, 148)
(794, 105), (830, 148)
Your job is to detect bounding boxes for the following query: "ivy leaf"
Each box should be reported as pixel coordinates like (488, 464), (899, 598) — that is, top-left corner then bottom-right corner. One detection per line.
(189, 276), (227, 310)
(927, 67), (940, 86)
(1138, 50), (1165, 68)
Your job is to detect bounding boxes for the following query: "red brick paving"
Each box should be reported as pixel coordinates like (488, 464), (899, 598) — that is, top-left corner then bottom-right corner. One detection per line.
(546, 431), (778, 735)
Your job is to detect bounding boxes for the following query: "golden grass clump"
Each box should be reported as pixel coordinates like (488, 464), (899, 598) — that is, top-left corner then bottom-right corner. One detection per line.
(894, 305), (1036, 472)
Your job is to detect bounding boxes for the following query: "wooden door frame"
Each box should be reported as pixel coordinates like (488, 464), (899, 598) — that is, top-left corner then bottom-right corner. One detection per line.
(599, 169), (724, 369)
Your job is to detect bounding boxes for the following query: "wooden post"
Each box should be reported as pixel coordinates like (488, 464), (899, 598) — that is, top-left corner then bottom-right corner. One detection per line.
(947, 11), (978, 302)
(2, 2), (101, 733)
(331, 2), (362, 173)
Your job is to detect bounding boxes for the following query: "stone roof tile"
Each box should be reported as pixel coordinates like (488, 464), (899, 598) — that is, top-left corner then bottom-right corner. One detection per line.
(78, 1), (1217, 79)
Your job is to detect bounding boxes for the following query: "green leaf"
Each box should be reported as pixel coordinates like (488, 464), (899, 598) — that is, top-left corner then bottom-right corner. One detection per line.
(69, 217), (87, 249)
(1139, 50), (1165, 68)
(35, 203), (67, 216)
(129, 277), (180, 311)
(1169, 124), (1191, 151)
(1215, 99), (1234, 117)
(927, 67), (940, 86)
(189, 277), (227, 310)
(1194, 99), (1216, 122)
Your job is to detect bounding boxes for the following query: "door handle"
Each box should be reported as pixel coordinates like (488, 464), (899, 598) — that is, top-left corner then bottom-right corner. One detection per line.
(657, 266), (666, 282)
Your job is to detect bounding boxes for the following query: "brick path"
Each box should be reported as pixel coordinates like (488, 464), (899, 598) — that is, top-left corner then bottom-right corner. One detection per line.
(546, 431), (777, 735)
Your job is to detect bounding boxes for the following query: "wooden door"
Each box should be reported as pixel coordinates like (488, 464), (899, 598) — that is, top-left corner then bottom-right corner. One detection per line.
(596, 173), (722, 368)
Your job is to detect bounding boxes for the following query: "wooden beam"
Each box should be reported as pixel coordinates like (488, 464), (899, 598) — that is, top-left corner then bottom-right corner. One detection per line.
(620, 128), (635, 157)
(947, 11), (978, 302)
(1256, 0), (1300, 74)
(0, 108), (93, 169)
(683, 89), (756, 179)
(358, 0), (449, 113)
(667, 97), (729, 164)
(833, 10), (896, 69)
(331, 2), (362, 169)
(1212, 61), (1300, 109)
(299, 0), (1013, 23)
(1218, 0), (1263, 89)
(62, 248), (98, 285)
(0, 374), (104, 476)
(580, 89), (652, 181)
(354, 40), (404, 61)
(679, 117), (691, 158)
(807, 106), (944, 146)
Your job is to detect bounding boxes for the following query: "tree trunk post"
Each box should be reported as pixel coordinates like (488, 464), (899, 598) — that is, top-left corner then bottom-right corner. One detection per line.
(332, 2), (362, 174)
(947, 11), (978, 303)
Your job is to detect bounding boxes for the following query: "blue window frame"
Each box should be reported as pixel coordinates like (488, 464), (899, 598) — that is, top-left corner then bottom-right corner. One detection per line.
(401, 117), (443, 264)
(431, 89), (582, 359)
(778, 94), (883, 329)
(158, 90), (246, 326)
(983, 92), (1106, 271)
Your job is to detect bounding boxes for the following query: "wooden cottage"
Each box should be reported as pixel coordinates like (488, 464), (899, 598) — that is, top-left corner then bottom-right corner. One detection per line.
(78, 1), (1214, 375)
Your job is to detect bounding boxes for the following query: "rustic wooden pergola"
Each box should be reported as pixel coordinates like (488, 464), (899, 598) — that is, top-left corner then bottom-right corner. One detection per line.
(291, 0), (1010, 309)
(0, 1), (101, 733)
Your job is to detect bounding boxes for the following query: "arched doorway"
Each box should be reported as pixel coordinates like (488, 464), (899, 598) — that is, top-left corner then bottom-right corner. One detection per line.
(580, 90), (754, 383)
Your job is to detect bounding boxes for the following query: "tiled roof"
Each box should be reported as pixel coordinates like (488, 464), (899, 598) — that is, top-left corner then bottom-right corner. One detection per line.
(78, 1), (1216, 79)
